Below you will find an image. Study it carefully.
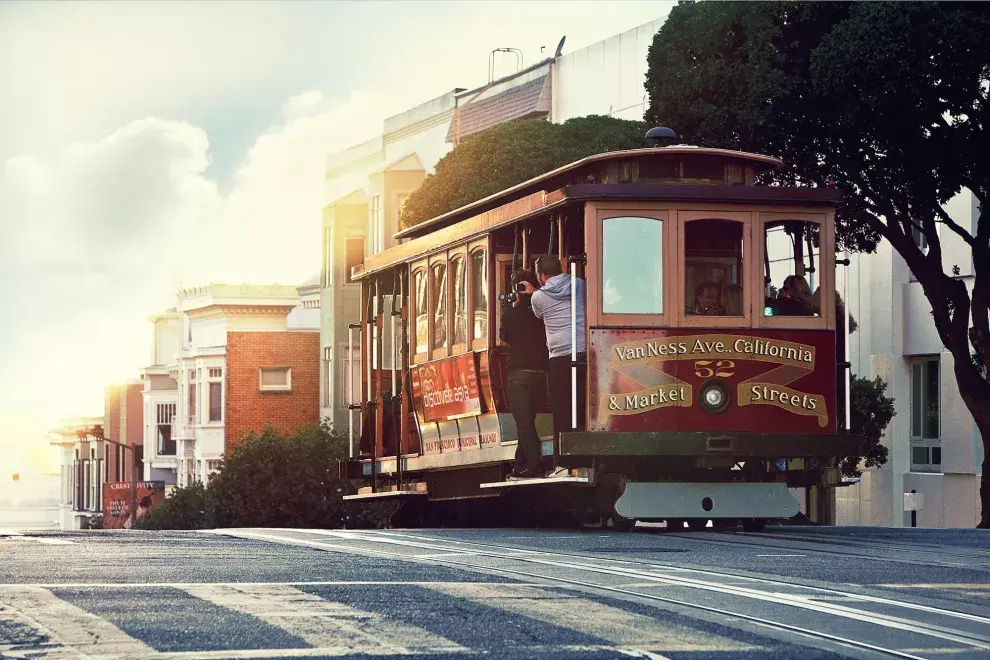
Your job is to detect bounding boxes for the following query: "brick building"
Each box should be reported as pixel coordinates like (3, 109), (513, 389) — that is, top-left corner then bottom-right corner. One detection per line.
(142, 282), (322, 487)
(225, 330), (320, 452)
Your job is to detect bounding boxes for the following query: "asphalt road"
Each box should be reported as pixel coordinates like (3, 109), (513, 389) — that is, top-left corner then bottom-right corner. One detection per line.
(1, 525), (989, 659)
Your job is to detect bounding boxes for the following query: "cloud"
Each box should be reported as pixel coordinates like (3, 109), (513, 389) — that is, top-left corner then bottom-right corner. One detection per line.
(0, 89), (387, 439)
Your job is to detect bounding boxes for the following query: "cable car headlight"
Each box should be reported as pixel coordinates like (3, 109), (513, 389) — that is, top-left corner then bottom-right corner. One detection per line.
(704, 387), (724, 408)
(698, 379), (730, 414)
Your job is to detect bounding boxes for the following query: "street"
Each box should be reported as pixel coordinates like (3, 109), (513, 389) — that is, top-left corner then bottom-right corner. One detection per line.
(1, 526), (989, 659)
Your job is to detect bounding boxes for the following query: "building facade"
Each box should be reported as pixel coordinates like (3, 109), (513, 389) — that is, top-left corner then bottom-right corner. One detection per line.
(48, 416), (104, 530)
(163, 283), (320, 487)
(141, 310), (181, 485)
(836, 191), (984, 528)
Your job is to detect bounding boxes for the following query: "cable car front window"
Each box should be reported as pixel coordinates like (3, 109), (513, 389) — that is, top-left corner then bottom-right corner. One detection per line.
(602, 216), (663, 315)
(684, 219), (744, 317)
(764, 220), (820, 317)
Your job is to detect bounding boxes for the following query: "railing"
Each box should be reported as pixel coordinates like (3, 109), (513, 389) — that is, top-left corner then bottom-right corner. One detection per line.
(170, 415), (196, 440)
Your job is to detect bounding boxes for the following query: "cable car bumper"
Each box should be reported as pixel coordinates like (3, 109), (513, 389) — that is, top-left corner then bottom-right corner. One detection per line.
(559, 431), (864, 459)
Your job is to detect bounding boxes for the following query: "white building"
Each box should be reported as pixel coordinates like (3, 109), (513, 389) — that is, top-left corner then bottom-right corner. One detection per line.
(142, 310), (181, 486)
(47, 416), (105, 530)
(836, 191), (984, 528)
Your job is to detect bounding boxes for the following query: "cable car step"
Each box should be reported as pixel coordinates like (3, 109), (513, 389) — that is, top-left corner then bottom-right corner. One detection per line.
(343, 484), (429, 501)
(480, 475), (594, 489)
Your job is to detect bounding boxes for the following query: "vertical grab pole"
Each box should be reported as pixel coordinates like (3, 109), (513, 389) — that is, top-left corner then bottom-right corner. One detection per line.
(570, 260), (577, 431)
(347, 322), (360, 458)
(844, 249), (851, 431)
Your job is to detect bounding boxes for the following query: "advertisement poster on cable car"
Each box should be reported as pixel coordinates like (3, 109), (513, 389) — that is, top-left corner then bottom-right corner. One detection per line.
(589, 329), (835, 434)
(411, 353), (482, 423)
(102, 481), (166, 529)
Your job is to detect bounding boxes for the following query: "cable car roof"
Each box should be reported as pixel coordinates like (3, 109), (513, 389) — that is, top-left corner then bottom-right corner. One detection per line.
(394, 146), (783, 240)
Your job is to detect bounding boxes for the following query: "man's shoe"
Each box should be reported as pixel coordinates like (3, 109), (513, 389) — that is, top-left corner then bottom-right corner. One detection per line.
(507, 468), (543, 480)
(546, 467), (570, 478)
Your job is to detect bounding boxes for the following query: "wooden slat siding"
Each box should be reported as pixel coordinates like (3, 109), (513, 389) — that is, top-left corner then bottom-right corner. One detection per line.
(352, 190), (559, 280)
(393, 146), (783, 240)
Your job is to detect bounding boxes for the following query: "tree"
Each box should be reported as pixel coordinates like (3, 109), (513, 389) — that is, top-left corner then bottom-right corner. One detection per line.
(645, 1), (990, 527)
(399, 116), (648, 229)
(838, 376), (895, 479)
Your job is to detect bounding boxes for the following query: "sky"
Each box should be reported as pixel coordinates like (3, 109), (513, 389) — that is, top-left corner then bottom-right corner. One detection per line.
(0, 0), (674, 477)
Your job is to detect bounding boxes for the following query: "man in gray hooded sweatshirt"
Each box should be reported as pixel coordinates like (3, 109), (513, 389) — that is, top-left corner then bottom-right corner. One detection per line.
(523, 255), (587, 466)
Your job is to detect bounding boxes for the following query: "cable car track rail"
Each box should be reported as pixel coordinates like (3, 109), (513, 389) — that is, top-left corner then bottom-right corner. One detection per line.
(209, 528), (990, 659)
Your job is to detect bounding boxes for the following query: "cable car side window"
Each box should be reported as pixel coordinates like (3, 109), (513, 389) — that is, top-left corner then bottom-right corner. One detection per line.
(451, 254), (467, 346)
(764, 220), (820, 317)
(431, 261), (447, 350)
(602, 216), (663, 315)
(414, 268), (428, 355)
(684, 218), (744, 317)
(471, 248), (488, 343)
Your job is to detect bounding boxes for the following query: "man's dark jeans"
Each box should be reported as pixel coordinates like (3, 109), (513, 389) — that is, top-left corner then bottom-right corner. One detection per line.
(548, 354), (587, 456)
(507, 369), (546, 473)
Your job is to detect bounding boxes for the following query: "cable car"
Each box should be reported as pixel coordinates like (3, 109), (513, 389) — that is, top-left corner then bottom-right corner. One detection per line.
(340, 129), (861, 531)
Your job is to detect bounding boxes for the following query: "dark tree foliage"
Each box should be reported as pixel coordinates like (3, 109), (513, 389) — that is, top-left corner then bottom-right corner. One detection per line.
(399, 116), (648, 229)
(646, 1), (990, 527)
(139, 423), (396, 530)
(838, 376), (895, 479)
(140, 481), (209, 530)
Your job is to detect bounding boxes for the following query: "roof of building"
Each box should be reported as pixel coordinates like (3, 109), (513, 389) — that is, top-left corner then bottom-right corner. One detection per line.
(446, 73), (552, 143)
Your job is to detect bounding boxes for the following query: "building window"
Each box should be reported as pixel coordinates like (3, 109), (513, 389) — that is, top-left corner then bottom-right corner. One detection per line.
(260, 367), (292, 392)
(188, 382), (197, 422)
(910, 357), (941, 472)
(370, 195), (383, 255)
(340, 346), (361, 407)
(209, 382), (222, 422)
(346, 237), (364, 284)
(603, 216), (663, 315)
(322, 227), (333, 288)
(208, 367), (223, 379)
(156, 403), (177, 456)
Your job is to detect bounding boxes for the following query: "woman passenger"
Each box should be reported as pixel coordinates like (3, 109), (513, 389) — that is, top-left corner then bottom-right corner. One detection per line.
(775, 275), (813, 316)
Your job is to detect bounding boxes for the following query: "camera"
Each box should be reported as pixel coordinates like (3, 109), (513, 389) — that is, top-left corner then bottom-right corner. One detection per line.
(498, 290), (519, 305)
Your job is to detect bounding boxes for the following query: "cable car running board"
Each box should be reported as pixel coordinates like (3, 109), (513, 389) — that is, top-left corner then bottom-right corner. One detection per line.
(480, 476), (594, 489)
(343, 485), (429, 501)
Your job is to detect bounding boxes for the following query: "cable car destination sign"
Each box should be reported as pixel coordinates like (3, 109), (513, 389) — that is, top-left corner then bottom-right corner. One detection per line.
(597, 333), (829, 427)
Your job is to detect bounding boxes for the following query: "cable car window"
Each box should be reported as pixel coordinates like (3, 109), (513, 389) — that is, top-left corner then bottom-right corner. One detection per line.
(471, 249), (488, 341)
(684, 219), (744, 317)
(603, 217), (662, 315)
(764, 220), (820, 317)
(414, 269), (428, 354)
(431, 262), (447, 350)
(451, 254), (467, 345)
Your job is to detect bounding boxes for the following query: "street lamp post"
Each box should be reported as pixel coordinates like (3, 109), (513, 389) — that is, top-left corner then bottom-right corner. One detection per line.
(77, 426), (138, 529)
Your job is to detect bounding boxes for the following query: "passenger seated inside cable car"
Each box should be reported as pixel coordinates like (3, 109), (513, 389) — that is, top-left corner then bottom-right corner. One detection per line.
(684, 219), (744, 317)
(763, 219), (822, 318)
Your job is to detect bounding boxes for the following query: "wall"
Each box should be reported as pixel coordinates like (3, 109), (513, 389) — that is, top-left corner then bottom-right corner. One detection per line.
(224, 331), (321, 451)
(553, 20), (664, 123)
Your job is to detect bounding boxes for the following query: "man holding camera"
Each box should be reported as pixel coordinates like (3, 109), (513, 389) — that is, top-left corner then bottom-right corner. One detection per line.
(521, 255), (586, 475)
(499, 270), (549, 479)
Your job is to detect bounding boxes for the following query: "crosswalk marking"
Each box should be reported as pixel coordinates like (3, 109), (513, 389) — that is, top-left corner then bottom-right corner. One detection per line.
(424, 582), (757, 653)
(0, 585), (155, 658)
(183, 583), (466, 655)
